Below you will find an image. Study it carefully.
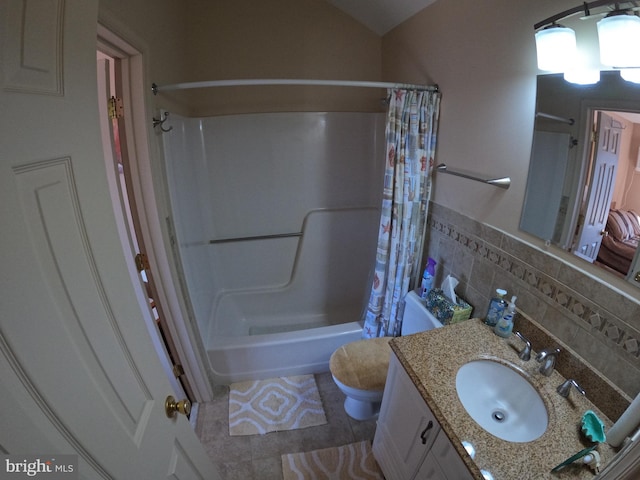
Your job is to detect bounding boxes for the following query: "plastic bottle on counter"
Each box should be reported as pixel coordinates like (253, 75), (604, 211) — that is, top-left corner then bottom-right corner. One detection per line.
(420, 257), (437, 299)
(484, 289), (508, 327)
(494, 296), (517, 338)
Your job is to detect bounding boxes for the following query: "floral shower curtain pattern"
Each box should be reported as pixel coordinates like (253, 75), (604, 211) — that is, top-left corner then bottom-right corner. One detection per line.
(362, 88), (440, 339)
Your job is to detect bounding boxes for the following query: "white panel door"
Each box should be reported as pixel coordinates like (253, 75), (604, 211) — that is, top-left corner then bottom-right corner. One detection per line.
(414, 452), (446, 480)
(0, 1), (220, 478)
(574, 112), (620, 263)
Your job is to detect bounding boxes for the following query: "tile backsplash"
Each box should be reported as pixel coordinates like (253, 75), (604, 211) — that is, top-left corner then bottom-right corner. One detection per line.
(425, 202), (640, 399)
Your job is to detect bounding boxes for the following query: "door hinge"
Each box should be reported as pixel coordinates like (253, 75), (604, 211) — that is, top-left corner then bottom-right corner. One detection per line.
(135, 252), (150, 272)
(108, 96), (124, 119)
(173, 364), (185, 378)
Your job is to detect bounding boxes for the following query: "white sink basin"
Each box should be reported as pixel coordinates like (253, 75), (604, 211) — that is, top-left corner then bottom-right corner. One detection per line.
(455, 360), (548, 443)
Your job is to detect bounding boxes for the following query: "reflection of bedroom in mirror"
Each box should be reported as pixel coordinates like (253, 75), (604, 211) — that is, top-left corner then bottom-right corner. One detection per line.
(521, 71), (640, 283)
(573, 109), (640, 278)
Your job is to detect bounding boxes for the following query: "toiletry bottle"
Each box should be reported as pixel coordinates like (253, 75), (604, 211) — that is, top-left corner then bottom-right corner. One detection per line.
(420, 257), (437, 299)
(494, 296), (517, 338)
(485, 289), (508, 326)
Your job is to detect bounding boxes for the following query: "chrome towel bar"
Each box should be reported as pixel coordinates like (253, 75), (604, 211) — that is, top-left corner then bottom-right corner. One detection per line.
(436, 163), (511, 189)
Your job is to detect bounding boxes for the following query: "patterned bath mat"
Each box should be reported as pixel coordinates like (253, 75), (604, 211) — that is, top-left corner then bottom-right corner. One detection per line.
(281, 441), (384, 480)
(229, 374), (327, 436)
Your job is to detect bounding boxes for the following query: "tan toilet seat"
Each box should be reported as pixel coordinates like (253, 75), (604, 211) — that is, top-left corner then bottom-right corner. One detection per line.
(329, 337), (392, 392)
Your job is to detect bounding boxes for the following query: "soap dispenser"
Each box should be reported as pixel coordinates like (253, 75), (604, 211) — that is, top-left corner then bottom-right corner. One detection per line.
(485, 288), (507, 326)
(494, 296), (517, 338)
(419, 257), (437, 299)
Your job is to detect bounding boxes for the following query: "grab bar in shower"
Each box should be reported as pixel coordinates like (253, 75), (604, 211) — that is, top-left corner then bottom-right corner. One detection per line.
(536, 112), (575, 126)
(436, 163), (511, 189)
(209, 232), (302, 244)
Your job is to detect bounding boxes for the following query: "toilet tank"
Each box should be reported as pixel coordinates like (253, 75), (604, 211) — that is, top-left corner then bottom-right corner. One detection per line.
(401, 290), (443, 336)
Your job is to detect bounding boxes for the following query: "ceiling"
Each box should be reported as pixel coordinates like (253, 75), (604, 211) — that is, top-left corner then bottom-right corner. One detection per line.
(324, 0), (439, 35)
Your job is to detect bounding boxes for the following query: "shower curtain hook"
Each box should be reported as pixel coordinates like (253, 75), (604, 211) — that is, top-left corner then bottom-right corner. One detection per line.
(152, 111), (173, 133)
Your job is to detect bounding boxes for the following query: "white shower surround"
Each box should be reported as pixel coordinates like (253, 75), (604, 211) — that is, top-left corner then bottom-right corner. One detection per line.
(163, 111), (386, 383)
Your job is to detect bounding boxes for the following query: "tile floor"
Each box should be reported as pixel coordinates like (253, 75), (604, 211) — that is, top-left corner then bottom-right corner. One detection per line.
(194, 372), (379, 479)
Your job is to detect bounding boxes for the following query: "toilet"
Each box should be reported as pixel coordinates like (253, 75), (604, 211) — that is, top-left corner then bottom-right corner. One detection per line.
(329, 290), (443, 420)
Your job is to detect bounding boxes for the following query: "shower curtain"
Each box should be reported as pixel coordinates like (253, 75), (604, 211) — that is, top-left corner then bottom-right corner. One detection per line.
(362, 89), (440, 338)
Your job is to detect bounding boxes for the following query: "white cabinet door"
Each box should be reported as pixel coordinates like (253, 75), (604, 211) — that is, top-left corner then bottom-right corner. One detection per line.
(416, 452), (448, 480)
(429, 430), (475, 480)
(373, 354), (440, 480)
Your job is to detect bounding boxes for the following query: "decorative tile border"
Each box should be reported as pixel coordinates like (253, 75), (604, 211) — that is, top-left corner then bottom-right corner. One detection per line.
(428, 215), (640, 362)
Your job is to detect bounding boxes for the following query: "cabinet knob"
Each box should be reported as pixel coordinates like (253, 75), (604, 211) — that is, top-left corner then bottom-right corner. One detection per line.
(420, 420), (434, 444)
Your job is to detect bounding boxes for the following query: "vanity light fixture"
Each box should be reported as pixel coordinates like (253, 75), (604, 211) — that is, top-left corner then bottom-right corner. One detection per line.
(563, 68), (601, 84)
(621, 68), (640, 83)
(535, 24), (577, 71)
(597, 11), (640, 67)
(535, 1), (640, 79)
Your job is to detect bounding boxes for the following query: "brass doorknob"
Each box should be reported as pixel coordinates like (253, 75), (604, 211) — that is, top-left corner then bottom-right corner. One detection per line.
(600, 230), (609, 236)
(635, 271), (640, 283)
(165, 395), (191, 418)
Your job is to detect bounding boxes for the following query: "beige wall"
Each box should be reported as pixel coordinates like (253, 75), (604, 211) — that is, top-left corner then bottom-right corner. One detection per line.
(385, 0), (640, 397)
(383, 0), (640, 300)
(382, 0), (549, 231)
(99, 0), (191, 114)
(182, 0), (383, 115)
(99, 0), (383, 116)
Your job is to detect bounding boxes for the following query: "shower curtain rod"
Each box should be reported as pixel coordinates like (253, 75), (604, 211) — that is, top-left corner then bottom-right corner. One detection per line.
(151, 79), (439, 95)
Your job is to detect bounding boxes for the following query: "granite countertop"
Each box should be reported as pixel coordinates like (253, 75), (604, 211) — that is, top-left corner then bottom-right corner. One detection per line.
(389, 318), (619, 480)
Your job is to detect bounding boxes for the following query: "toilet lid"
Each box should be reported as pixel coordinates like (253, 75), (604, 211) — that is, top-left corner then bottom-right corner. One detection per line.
(329, 337), (392, 392)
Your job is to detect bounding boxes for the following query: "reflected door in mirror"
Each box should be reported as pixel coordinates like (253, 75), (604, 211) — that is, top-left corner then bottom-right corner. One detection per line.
(574, 112), (621, 262)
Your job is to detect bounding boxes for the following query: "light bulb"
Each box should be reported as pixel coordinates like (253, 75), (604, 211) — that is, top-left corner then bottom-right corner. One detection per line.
(597, 14), (640, 67)
(564, 69), (600, 85)
(621, 68), (640, 83)
(535, 26), (577, 72)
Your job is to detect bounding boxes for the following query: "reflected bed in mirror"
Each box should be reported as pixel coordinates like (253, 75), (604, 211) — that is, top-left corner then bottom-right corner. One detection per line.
(521, 71), (640, 285)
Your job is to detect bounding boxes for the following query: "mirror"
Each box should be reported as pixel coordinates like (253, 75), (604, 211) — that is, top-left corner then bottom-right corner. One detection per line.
(521, 71), (640, 283)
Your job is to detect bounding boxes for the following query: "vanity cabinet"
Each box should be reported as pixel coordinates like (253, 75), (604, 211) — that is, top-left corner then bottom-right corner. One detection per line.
(373, 353), (474, 480)
(416, 430), (475, 479)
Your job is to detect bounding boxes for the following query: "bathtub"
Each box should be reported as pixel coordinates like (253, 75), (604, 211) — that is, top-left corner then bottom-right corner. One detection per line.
(207, 322), (364, 384)
(204, 207), (379, 384)
(162, 111), (385, 385)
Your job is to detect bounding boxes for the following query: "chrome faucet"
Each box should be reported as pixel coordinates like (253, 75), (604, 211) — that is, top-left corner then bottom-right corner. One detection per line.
(514, 331), (532, 361)
(535, 347), (561, 376)
(557, 378), (586, 398)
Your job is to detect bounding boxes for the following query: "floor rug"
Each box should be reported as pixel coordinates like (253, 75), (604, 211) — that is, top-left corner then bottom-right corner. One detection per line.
(281, 441), (384, 480)
(229, 374), (327, 436)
